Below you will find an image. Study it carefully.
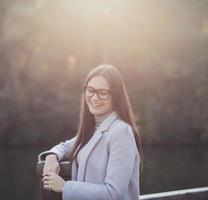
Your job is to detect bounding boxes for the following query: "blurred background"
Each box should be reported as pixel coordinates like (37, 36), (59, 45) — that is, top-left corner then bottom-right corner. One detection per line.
(0, 0), (208, 199)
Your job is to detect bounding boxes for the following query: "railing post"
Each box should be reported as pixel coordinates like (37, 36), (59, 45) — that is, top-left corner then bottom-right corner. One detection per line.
(36, 161), (71, 200)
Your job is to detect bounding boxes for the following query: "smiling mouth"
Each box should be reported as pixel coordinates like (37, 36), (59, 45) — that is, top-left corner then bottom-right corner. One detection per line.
(91, 103), (103, 107)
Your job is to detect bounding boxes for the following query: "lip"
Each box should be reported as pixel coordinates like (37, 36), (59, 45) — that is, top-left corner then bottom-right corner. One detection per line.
(91, 103), (103, 107)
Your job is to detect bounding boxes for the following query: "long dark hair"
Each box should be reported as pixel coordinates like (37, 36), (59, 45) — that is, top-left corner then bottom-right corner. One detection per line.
(69, 64), (143, 169)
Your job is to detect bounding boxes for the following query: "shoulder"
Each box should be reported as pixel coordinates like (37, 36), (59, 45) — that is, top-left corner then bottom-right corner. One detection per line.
(112, 117), (132, 131)
(105, 118), (138, 153)
(107, 117), (134, 140)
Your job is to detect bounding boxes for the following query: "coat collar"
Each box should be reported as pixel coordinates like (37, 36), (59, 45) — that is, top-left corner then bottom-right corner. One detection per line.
(98, 111), (119, 133)
(71, 111), (119, 181)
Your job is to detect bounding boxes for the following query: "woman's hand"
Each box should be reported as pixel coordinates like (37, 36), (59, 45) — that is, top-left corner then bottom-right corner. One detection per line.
(43, 154), (60, 176)
(42, 172), (66, 193)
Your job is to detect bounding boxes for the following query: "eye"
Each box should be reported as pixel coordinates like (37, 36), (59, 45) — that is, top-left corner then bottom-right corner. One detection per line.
(86, 87), (94, 93)
(99, 90), (109, 97)
(85, 86), (95, 97)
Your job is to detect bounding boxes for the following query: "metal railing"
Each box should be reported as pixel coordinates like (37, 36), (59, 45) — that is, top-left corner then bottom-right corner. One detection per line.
(140, 187), (208, 200)
(36, 161), (208, 200)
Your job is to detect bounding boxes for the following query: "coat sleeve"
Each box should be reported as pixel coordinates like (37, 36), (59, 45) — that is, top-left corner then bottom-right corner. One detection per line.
(38, 136), (77, 162)
(62, 124), (139, 200)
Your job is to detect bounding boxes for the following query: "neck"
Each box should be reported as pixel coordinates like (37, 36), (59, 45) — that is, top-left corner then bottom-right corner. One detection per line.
(94, 111), (113, 124)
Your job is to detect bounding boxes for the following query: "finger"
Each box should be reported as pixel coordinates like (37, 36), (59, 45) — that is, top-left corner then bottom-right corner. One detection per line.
(42, 176), (52, 182)
(42, 171), (53, 177)
(43, 181), (51, 187)
(43, 184), (51, 190)
(42, 176), (48, 181)
(42, 172), (56, 181)
(43, 183), (53, 192)
(43, 181), (52, 188)
(42, 172), (48, 177)
(43, 181), (50, 187)
(42, 170), (47, 175)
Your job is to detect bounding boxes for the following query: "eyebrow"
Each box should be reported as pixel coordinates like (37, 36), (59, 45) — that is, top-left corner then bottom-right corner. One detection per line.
(86, 85), (110, 90)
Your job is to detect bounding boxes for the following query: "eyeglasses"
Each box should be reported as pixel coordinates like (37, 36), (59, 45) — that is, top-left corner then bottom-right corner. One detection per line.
(83, 86), (111, 100)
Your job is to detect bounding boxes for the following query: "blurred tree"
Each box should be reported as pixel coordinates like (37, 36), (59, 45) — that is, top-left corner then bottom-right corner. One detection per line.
(0, 0), (208, 146)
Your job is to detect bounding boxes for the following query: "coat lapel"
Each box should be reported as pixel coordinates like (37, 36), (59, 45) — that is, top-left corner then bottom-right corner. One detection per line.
(77, 129), (103, 181)
(75, 111), (119, 181)
(71, 159), (78, 180)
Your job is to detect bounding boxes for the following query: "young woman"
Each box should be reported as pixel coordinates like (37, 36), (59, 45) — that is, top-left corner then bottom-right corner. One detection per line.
(38, 64), (142, 200)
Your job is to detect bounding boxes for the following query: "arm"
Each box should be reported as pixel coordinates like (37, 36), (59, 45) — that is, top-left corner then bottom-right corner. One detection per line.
(62, 124), (139, 200)
(38, 136), (77, 162)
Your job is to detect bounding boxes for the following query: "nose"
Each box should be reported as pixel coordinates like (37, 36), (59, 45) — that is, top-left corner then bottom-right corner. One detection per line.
(91, 91), (99, 101)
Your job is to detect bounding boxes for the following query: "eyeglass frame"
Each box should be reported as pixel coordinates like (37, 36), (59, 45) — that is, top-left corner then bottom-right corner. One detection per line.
(83, 85), (111, 100)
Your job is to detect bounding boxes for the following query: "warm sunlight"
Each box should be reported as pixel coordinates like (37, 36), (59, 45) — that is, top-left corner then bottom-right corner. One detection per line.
(1, 0), (208, 199)
(3, 0), (204, 74)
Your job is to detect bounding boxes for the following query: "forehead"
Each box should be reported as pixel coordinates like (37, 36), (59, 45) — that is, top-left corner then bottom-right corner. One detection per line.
(87, 76), (110, 89)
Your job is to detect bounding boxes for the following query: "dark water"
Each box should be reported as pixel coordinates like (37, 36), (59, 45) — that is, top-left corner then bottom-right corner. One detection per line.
(141, 146), (208, 194)
(0, 146), (208, 199)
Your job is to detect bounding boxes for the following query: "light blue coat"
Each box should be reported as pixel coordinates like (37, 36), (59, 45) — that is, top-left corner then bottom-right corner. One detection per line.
(38, 111), (140, 200)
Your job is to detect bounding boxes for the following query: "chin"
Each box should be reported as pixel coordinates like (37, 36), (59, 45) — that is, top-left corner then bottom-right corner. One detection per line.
(89, 108), (106, 116)
(90, 110), (103, 116)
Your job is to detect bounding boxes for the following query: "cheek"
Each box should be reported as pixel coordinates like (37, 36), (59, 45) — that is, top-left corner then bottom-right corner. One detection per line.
(85, 97), (90, 106)
(105, 98), (113, 109)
